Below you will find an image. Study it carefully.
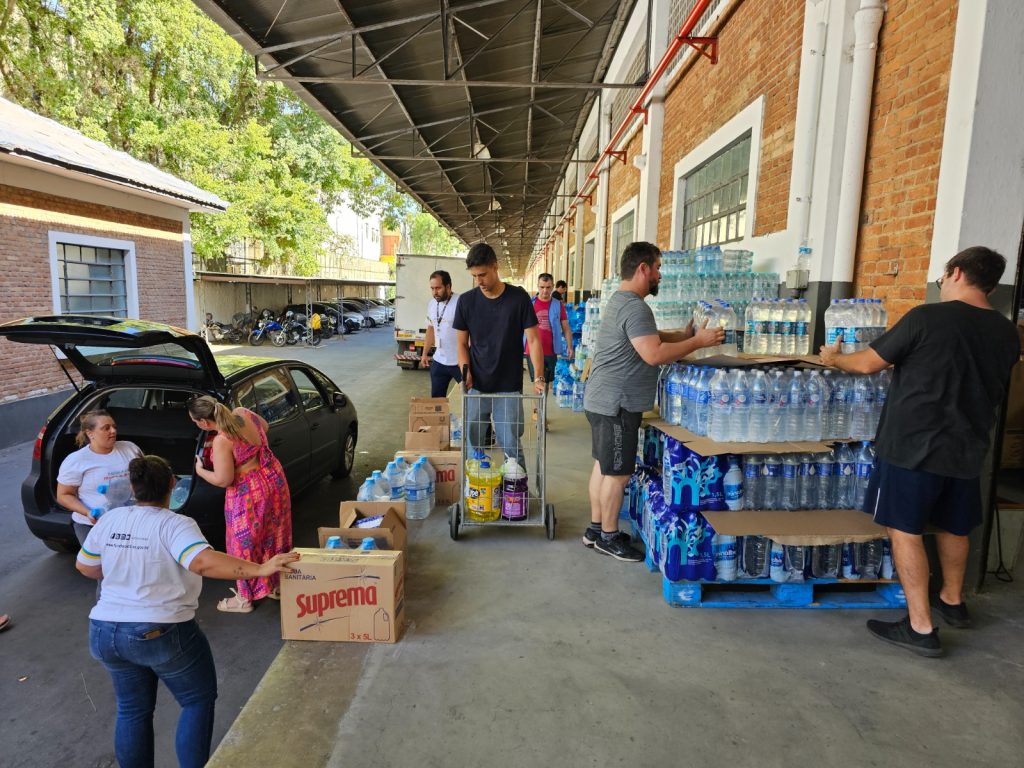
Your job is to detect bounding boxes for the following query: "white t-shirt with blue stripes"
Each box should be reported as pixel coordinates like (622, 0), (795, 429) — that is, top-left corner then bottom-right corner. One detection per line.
(78, 505), (211, 623)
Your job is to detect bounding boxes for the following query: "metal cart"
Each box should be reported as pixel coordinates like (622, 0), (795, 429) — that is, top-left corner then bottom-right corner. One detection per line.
(448, 388), (555, 540)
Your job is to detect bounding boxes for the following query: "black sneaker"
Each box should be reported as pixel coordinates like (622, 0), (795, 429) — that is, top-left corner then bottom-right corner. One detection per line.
(582, 528), (628, 548)
(594, 534), (645, 562)
(930, 593), (972, 628)
(866, 616), (943, 658)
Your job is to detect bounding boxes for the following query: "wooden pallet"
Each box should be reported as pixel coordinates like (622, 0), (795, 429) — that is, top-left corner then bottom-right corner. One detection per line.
(662, 576), (906, 609)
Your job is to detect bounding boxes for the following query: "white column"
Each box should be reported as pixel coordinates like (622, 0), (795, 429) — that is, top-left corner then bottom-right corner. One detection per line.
(637, 0), (671, 243)
(594, 103), (612, 285)
(182, 214), (198, 331)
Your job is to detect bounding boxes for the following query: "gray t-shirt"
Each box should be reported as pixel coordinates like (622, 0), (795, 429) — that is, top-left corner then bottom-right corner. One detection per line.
(584, 290), (660, 416)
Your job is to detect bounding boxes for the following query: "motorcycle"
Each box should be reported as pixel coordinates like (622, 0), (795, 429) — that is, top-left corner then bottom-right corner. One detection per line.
(282, 311), (321, 346)
(203, 313), (244, 344)
(249, 314), (287, 347)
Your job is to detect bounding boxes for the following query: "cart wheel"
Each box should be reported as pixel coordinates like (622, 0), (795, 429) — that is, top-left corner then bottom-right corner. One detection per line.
(449, 503), (461, 541)
(545, 504), (556, 540)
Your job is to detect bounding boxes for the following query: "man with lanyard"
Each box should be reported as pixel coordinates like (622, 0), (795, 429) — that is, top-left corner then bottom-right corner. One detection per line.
(422, 270), (462, 398)
(455, 243), (545, 467)
(820, 246), (1019, 657)
(525, 273), (573, 422)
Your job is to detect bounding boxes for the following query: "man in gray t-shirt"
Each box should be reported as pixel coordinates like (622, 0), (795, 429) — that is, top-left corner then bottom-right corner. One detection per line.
(582, 242), (722, 562)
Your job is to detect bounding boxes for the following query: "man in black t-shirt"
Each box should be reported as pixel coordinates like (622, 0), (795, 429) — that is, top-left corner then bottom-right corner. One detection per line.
(820, 246), (1020, 658)
(552, 280), (568, 303)
(454, 243), (545, 466)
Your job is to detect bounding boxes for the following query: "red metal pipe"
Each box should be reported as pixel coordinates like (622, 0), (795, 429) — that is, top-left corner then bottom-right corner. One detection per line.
(530, 0), (715, 271)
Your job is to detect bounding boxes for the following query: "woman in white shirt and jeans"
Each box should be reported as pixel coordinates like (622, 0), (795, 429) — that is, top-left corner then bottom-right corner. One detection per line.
(77, 455), (299, 768)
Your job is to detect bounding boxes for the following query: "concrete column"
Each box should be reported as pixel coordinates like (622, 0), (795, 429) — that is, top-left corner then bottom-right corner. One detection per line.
(593, 103), (612, 286)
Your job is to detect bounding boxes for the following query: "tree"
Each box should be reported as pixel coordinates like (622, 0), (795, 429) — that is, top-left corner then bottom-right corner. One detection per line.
(404, 210), (466, 257)
(0, 0), (416, 273)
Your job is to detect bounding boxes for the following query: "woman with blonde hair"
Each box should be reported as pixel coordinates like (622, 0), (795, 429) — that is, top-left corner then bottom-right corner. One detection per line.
(57, 410), (143, 548)
(187, 395), (292, 612)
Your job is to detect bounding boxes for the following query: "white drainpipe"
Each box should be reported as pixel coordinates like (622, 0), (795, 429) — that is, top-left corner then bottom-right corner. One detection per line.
(795, 14), (829, 248)
(832, 0), (885, 285)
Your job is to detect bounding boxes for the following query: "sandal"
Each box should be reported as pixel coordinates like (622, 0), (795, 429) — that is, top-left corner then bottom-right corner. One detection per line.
(216, 589), (253, 613)
(0, 614), (10, 632)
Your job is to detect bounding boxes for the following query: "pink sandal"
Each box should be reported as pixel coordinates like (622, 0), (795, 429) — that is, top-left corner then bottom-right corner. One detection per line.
(216, 589), (253, 613)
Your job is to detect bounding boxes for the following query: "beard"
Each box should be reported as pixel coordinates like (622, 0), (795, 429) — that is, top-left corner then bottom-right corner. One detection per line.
(648, 279), (660, 297)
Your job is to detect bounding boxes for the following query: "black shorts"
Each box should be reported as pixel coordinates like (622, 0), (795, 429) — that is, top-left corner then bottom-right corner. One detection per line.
(864, 459), (982, 536)
(586, 409), (643, 476)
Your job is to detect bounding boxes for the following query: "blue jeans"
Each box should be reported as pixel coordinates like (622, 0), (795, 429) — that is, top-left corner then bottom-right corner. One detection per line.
(466, 389), (524, 466)
(429, 360), (462, 398)
(89, 619), (218, 768)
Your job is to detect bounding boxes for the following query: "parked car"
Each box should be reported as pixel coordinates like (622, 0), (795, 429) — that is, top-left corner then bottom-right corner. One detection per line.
(337, 298), (390, 328)
(0, 315), (358, 552)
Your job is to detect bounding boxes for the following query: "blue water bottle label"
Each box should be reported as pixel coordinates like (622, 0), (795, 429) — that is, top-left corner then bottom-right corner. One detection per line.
(744, 463), (760, 479)
(746, 320), (756, 335)
(755, 320), (769, 334)
(816, 462), (834, 477)
(752, 392), (767, 405)
(796, 321), (809, 337)
(783, 464), (796, 479)
(826, 327), (844, 345)
(697, 391), (711, 405)
(724, 330), (735, 345)
(856, 462), (873, 478)
(765, 463), (783, 478)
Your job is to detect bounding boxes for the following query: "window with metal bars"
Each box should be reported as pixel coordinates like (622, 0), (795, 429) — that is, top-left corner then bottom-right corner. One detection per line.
(680, 132), (751, 249)
(56, 243), (129, 317)
(612, 209), (635, 261)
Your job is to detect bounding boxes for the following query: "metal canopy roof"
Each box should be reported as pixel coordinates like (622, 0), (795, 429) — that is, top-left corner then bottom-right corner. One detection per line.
(194, 0), (641, 274)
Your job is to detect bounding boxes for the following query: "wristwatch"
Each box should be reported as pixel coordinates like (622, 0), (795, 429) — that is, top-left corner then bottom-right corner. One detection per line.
(534, 377), (546, 383)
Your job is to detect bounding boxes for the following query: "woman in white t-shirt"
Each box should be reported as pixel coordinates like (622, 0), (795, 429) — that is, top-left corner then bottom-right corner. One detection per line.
(57, 410), (143, 547)
(77, 454), (299, 768)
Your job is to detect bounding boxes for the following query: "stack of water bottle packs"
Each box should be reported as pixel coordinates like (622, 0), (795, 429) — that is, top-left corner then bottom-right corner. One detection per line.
(625, 428), (896, 588)
(659, 362), (890, 443)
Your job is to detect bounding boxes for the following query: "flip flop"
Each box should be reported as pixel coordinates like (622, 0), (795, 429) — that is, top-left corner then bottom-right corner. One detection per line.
(0, 614), (11, 632)
(216, 588), (253, 613)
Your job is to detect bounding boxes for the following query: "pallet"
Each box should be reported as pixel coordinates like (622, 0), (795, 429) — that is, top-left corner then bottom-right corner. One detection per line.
(662, 575), (906, 609)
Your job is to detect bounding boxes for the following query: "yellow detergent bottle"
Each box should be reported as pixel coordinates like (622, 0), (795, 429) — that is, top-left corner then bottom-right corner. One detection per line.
(465, 455), (502, 522)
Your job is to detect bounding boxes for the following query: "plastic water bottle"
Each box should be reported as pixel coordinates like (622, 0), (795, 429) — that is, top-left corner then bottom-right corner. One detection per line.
(417, 456), (436, 509)
(666, 365), (684, 426)
(798, 453), (817, 509)
(742, 454), (763, 509)
(694, 368), (712, 435)
(768, 370), (788, 441)
(744, 302), (757, 356)
(678, 366), (692, 429)
(824, 299), (844, 348)
(780, 454), (799, 510)
(359, 537), (377, 551)
(804, 371), (824, 441)
(781, 300), (798, 355)
(762, 453), (782, 510)
(769, 541), (788, 583)
(834, 443), (855, 508)
(741, 536), (770, 579)
(859, 540), (884, 579)
(572, 378), (586, 412)
(785, 545), (807, 582)
(748, 370), (769, 442)
(812, 545), (841, 579)
(850, 375), (875, 440)
(872, 369), (891, 435)
(841, 543), (860, 579)
(356, 478), (376, 501)
(832, 373), (852, 439)
(819, 370), (835, 439)
(712, 533), (738, 581)
(325, 536), (343, 549)
(768, 301), (785, 355)
(729, 370), (750, 442)
(90, 506), (105, 520)
(880, 540), (895, 579)
(170, 476), (191, 510)
(796, 299), (811, 355)
(815, 451), (835, 509)
(785, 371), (805, 441)
(369, 470), (391, 501)
(708, 369), (732, 442)
(384, 461), (406, 500)
(99, 476), (133, 509)
(853, 441), (874, 510)
(723, 456), (743, 510)
(404, 462), (432, 520)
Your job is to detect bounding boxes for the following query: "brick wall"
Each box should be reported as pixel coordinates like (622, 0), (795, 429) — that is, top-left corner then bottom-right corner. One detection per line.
(854, 0), (958, 322)
(657, 0), (804, 246)
(0, 183), (186, 403)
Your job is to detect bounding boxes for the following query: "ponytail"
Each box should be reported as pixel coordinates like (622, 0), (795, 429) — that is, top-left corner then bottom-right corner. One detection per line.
(187, 395), (247, 442)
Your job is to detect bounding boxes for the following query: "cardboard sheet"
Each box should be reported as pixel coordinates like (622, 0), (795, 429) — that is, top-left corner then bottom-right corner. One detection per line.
(703, 509), (889, 546)
(646, 417), (834, 456)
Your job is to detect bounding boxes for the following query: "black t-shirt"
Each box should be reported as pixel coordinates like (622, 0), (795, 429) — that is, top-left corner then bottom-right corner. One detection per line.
(871, 301), (1020, 478)
(453, 284), (538, 393)
(552, 290), (564, 303)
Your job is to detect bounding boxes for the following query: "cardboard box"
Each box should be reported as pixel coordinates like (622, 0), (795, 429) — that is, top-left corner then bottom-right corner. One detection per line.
(397, 449), (461, 504)
(405, 426), (447, 451)
(703, 509), (890, 546)
(647, 417), (834, 456)
(409, 397), (450, 434)
(336, 501), (408, 552)
(280, 548), (405, 643)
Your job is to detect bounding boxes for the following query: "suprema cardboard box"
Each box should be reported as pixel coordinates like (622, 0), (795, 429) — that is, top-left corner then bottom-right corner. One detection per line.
(397, 449), (461, 504)
(280, 548), (404, 644)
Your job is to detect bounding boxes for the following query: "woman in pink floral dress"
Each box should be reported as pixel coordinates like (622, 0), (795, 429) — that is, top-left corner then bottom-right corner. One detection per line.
(188, 396), (292, 612)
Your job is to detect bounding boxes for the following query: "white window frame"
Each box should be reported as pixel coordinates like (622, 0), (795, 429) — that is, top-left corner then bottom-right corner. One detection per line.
(610, 195), (639, 261)
(670, 96), (764, 250)
(48, 231), (140, 318)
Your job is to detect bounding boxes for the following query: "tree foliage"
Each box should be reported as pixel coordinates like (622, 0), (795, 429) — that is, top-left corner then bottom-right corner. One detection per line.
(0, 0), (414, 275)
(405, 211), (466, 257)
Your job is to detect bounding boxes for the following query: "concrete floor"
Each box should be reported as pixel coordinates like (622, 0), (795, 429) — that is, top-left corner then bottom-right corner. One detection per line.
(208, 352), (1024, 768)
